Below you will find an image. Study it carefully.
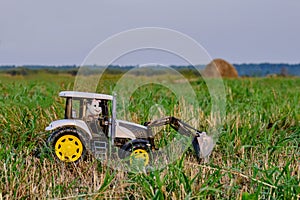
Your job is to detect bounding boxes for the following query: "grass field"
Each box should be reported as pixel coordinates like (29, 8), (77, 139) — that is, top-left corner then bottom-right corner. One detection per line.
(0, 72), (299, 199)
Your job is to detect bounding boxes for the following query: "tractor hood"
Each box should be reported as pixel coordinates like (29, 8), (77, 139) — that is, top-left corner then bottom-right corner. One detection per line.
(115, 120), (148, 139)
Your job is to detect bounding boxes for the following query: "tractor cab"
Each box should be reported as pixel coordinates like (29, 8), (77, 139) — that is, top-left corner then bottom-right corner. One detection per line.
(59, 91), (116, 137)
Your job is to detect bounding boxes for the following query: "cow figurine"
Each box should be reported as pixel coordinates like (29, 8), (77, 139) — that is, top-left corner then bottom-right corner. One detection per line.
(86, 99), (102, 121)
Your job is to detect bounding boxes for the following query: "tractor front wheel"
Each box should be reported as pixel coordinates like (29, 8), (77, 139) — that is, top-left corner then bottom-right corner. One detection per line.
(120, 142), (151, 166)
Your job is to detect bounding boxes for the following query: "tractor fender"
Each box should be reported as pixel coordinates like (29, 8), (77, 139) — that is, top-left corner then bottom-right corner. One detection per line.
(47, 126), (92, 152)
(45, 119), (93, 139)
(46, 119), (93, 151)
(118, 139), (150, 159)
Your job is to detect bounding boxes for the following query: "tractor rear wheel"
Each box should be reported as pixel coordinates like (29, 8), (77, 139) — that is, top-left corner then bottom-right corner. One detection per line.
(50, 129), (86, 163)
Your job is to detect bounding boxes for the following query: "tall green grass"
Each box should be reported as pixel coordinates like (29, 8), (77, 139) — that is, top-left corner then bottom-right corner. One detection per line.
(0, 74), (299, 199)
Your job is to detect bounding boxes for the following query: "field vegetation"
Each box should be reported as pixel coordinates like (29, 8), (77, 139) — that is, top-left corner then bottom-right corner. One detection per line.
(0, 71), (299, 199)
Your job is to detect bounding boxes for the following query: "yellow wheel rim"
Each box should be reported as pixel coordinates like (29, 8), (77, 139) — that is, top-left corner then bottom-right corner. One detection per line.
(55, 135), (83, 162)
(130, 148), (149, 166)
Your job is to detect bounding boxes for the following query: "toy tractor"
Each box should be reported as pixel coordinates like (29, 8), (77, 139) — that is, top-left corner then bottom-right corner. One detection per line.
(46, 91), (213, 165)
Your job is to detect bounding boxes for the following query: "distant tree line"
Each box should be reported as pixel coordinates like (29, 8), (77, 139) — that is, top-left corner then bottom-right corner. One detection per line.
(0, 65), (202, 77)
(233, 63), (300, 77)
(1, 63), (300, 77)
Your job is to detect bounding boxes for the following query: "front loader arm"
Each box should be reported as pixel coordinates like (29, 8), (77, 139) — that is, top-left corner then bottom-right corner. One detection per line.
(145, 116), (214, 161)
(146, 116), (204, 137)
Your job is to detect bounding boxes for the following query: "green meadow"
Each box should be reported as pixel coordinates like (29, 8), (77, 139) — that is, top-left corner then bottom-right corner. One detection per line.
(0, 72), (299, 199)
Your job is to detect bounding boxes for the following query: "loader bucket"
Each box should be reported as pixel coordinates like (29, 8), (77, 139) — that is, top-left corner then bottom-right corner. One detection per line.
(192, 132), (214, 163)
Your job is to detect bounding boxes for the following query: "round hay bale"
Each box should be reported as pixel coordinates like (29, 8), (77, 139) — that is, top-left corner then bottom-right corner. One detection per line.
(203, 58), (238, 78)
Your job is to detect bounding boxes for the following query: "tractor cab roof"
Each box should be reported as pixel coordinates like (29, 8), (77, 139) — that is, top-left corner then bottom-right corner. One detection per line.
(59, 91), (113, 100)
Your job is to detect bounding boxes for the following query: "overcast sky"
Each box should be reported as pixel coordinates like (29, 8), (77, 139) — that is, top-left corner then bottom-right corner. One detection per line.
(0, 0), (299, 65)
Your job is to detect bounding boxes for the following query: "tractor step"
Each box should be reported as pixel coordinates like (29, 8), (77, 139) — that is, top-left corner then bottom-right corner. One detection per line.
(91, 135), (109, 161)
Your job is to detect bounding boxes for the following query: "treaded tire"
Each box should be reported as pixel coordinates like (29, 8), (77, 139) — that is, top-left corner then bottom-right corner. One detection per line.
(119, 142), (151, 166)
(48, 128), (87, 163)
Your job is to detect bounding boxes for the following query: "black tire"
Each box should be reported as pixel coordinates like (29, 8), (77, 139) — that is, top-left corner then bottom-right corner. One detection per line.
(120, 142), (151, 166)
(48, 128), (87, 163)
